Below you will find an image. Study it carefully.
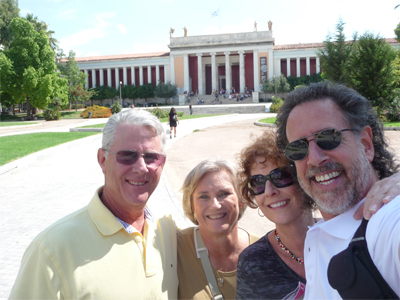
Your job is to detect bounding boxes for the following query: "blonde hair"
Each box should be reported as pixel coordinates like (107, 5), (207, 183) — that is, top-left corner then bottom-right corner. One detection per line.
(181, 160), (246, 225)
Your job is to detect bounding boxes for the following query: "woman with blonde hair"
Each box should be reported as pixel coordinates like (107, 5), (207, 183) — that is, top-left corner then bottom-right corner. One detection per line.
(178, 160), (258, 300)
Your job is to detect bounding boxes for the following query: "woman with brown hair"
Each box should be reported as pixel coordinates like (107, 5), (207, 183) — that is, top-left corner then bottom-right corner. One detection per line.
(168, 107), (179, 139)
(236, 130), (316, 299)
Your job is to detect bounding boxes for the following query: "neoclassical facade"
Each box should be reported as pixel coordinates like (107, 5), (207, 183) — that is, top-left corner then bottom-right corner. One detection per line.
(75, 31), (399, 95)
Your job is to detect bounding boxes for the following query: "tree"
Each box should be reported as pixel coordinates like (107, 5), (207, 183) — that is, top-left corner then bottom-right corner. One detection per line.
(0, 17), (68, 117)
(0, 0), (19, 49)
(154, 81), (177, 104)
(138, 83), (155, 102)
(317, 18), (355, 84)
(25, 13), (58, 52)
(57, 50), (94, 110)
(346, 32), (400, 114)
(395, 22), (400, 43)
(261, 74), (290, 96)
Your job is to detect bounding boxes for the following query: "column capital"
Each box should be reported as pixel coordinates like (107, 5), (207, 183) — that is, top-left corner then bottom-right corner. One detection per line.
(238, 50), (245, 55)
(196, 53), (203, 57)
(224, 51), (231, 55)
(210, 52), (217, 56)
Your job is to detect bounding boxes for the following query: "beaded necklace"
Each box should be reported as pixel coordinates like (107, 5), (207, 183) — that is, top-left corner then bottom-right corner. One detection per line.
(274, 229), (304, 264)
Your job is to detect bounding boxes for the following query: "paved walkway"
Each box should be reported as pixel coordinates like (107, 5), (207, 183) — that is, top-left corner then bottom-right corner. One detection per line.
(0, 112), (274, 299)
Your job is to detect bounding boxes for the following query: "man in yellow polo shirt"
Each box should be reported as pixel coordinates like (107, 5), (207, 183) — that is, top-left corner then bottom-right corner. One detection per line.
(10, 110), (178, 299)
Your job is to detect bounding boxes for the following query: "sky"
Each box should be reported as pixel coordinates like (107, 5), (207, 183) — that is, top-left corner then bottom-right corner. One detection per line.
(18, 0), (400, 58)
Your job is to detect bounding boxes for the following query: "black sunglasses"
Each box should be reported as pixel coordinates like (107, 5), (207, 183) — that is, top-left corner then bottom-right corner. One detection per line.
(104, 150), (166, 168)
(247, 168), (295, 195)
(285, 129), (355, 161)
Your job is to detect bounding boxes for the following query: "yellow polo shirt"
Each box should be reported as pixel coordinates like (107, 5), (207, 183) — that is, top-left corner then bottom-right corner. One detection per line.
(10, 188), (178, 299)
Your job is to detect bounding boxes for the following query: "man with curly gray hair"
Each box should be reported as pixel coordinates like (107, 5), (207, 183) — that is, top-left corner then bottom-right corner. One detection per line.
(10, 109), (178, 299)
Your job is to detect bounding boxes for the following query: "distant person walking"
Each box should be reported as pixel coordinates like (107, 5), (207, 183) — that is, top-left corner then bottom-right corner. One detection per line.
(168, 107), (179, 139)
(189, 105), (193, 115)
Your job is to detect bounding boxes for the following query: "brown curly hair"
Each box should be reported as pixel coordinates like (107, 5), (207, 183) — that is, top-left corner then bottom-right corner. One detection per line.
(237, 130), (315, 210)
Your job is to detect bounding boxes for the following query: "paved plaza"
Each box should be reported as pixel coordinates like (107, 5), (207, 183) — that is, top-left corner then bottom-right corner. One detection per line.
(2, 111), (400, 299)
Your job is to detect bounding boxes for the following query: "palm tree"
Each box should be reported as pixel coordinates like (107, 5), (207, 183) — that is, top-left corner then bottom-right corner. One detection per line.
(25, 13), (58, 51)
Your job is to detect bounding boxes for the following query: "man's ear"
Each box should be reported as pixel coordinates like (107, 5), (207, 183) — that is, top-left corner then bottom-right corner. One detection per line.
(360, 126), (374, 162)
(98, 148), (107, 175)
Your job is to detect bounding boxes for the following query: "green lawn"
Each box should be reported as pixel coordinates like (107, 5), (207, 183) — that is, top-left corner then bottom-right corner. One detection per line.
(0, 122), (39, 127)
(0, 132), (100, 166)
(60, 110), (84, 119)
(258, 117), (400, 127)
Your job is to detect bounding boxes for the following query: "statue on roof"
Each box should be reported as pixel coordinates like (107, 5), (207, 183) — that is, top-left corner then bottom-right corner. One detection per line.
(268, 20), (273, 31)
(183, 26), (187, 36)
(254, 21), (257, 32)
(170, 27), (175, 37)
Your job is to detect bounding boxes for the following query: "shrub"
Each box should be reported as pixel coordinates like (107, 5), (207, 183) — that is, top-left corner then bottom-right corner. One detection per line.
(269, 96), (284, 113)
(81, 105), (112, 118)
(111, 102), (122, 114)
(383, 98), (400, 121)
(71, 104), (86, 109)
(177, 111), (184, 117)
(43, 108), (61, 121)
(149, 107), (169, 119)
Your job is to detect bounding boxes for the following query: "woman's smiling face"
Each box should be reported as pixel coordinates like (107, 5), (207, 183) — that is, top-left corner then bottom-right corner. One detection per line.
(192, 170), (242, 236)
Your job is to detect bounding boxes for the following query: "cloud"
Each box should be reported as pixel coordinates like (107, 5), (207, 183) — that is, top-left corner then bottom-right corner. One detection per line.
(132, 42), (169, 53)
(203, 18), (254, 35)
(95, 12), (116, 20)
(84, 51), (101, 57)
(57, 9), (77, 20)
(116, 24), (127, 34)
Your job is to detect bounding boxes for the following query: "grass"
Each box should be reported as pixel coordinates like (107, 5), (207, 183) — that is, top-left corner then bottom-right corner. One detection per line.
(0, 122), (39, 127)
(0, 132), (100, 166)
(60, 110), (84, 119)
(78, 123), (106, 129)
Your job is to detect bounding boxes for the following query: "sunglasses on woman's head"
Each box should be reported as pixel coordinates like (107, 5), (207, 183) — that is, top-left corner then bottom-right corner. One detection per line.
(247, 168), (295, 195)
(285, 128), (356, 161)
(104, 149), (166, 168)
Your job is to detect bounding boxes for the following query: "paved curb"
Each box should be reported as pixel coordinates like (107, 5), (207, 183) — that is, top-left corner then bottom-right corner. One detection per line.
(0, 123), (42, 130)
(254, 122), (276, 127)
(70, 128), (103, 132)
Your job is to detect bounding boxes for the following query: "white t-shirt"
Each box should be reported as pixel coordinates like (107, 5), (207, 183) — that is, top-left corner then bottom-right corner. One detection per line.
(304, 197), (400, 299)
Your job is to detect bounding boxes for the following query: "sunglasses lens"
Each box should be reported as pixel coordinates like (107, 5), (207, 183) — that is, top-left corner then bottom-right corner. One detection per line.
(285, 139), (309, 161)
(116, 151), (139, 165)
(270, 169), (294, 188)
(317, 129), (342, 150)
(248, 175), (267, 195)
(143, 153), (164, 168)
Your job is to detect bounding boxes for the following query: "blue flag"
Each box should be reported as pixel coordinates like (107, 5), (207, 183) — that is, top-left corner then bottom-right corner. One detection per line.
(211, 9), (219, 18)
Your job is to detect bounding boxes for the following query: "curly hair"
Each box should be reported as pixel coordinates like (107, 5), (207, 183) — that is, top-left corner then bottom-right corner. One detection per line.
(237, 130), (316, 210)
(276, 81), (399, 179)
(180, 160), (246, 225)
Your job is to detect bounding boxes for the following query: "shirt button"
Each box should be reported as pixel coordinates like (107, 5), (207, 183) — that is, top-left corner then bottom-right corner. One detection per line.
(308, 248), (311, 252)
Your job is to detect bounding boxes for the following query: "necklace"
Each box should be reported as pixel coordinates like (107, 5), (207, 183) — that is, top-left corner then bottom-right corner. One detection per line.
(215, 260), (233, 287)
(274, 229), (304, 264)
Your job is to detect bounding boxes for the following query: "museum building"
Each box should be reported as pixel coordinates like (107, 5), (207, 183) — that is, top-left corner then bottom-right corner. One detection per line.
(75, 29), (399, 95)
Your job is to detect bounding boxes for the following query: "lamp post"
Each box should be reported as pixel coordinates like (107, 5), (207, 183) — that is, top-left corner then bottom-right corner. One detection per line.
(274, 75), (277, 95)
(119, 81), (122, 105)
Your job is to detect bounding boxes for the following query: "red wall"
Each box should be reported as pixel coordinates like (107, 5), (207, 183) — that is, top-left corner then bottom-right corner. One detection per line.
(151, 67), (156, 86)
(300, 59), (307, 77)
(127, 68), (132, 85)
(206, 65), (211, 94)
(111, 70), (116, 88)
(103, 70), (108, 86)
(143, 68), (148, 85)
(290, 60), (297, 77)
(231, 65), (239, 92)
(310, 58), (317, 75)
(135, 68), (140, 86)
(95, 70), (100, 87)
(189, 56), (198, 94)
(119, 68), (123, 85)
(88, 70), (93, 88)
(160, 66), (165, 83)
(245, 52), (254, 91)
(281, 60), (287, 77)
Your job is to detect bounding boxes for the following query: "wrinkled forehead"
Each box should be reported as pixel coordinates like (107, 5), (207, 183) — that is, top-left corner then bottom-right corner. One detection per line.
(286, 99), (347, 142)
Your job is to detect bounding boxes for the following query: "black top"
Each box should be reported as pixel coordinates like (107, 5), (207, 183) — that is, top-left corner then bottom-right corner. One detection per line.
(236, 231), (306, 300)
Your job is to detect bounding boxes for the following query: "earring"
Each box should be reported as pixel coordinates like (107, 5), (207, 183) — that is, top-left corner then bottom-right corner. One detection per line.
(193, 212), (197, 221)
(258, 208), (264, 217)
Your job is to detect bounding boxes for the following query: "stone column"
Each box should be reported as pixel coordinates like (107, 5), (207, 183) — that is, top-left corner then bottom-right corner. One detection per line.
(107, 68), (111, 87)
(184, 54), (189, 93)
(306, 57), (310, 76)
(275, 59), (281, 78)
(224, 51), (231, 93)
(139, 66), (143, 86)
(268, 49), (274, 79)
(170, 56), (175, 84)
(100, 68), (104, 86)
(316, 57), (320, 73)
(196, 53), (203, 95)
(210, 52), (217, 94)
(156, 65), (160, 84)
(131, 66), (135, 86)
(286, 58), (291, 77)
(296, 58), (300, 77)
(238, 50), (245, 93)
(164, 64), (168, 82)
(84, 69), (89, 89)
(147, 66), (152, 84)
(115, 68), (119, 89)
(253, 50), (260, 92)
(91, 69), (96, 88)
(123, 66), (127, 85)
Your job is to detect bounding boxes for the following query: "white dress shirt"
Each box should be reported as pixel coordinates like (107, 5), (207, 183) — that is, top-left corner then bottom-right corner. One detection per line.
(304, 197), (400, 299)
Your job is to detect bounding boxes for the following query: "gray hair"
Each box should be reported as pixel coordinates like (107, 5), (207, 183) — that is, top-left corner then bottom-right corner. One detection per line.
(102, 109), (166, 155)
(181, 159), (246, 225)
